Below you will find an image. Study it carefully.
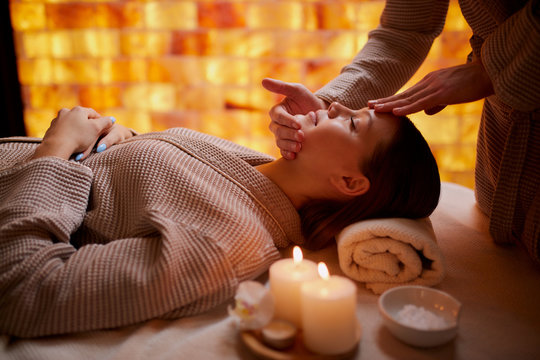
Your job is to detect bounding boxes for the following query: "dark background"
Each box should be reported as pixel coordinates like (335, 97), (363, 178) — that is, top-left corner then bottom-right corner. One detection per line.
(1, 1), (26, 138)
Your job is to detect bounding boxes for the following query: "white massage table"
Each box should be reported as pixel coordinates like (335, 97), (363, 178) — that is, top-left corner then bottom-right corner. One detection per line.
(2, 183), (539, 359)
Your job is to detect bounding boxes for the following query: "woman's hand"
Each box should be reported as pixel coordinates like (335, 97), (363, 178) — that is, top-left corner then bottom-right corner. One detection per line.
(262, 78), (328, 160)
(368, 61), (494, 116)
(81, 121), (135, 160)
(31, 107), (128, 161)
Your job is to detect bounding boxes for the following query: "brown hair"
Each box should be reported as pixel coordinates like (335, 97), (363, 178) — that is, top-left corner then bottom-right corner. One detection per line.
(299, 115), (440, 250)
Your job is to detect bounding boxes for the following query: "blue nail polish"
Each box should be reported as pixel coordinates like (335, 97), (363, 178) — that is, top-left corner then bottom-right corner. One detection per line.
(96, 144), (107, 153)
(110, 116), (116, 124)
(75, 153), (83, 161)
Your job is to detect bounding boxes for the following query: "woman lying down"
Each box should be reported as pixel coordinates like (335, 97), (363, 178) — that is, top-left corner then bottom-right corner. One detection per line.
(0, 101), (440, 337)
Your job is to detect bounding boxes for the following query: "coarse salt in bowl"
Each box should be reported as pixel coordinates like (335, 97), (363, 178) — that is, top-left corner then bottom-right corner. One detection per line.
(378, 285), (461, 347)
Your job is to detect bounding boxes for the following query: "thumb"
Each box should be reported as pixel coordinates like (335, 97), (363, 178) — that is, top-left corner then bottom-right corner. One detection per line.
(262, 78), (304, 98)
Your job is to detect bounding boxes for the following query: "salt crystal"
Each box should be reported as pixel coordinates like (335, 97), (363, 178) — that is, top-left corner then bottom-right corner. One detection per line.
(396, 304), (450, 330)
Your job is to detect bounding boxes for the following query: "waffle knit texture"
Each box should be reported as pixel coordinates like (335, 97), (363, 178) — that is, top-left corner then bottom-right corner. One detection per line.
(0, 128), (304, 337)
(316, 0), (540, 264)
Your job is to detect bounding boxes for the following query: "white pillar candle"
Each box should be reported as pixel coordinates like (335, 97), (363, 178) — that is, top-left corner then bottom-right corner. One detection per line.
(301, 262), (358, 355)
(269, 246), (318, 327)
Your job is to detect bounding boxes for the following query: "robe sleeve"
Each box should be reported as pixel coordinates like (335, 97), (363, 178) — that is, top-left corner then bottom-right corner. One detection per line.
(0, 158), (238, 337)
(481, 0), (540, 112)
(316, 0), (449, 109)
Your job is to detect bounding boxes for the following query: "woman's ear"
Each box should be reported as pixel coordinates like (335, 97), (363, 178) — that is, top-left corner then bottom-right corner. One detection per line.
(330, 174), (370, 197)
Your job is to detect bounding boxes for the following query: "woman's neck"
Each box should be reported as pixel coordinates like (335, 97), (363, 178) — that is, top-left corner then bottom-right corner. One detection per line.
(256, 158), (324, 210)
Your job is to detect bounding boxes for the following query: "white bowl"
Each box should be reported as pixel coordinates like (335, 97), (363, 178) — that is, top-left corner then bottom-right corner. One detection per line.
(378, 285), (461, 347)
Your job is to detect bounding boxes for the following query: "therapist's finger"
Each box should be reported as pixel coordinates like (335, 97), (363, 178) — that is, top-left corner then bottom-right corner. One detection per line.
(280, 148), (298, 160)
(270, 120), (304, 143)
(372, 84), (434, 113)
(269, 105), (301, 130)
(391, 93), (442, 116)
(368, 92), (407, 108)
(425, 105), (447, 115)
(262, 78), (306, 98)
(368, 79), (430, 109)
(276, 138), (302, 154)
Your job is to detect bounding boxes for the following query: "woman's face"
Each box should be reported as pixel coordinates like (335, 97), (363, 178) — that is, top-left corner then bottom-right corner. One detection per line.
(294, 103), (398, 179)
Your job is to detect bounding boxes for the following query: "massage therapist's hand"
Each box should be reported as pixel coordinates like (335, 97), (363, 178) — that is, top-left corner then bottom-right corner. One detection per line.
(262, 78), (328, 160)
(31, 106), (118, 161)
(368, 61), (494, 116)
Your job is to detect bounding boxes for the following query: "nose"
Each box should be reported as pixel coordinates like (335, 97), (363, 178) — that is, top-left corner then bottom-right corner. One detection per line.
(327, 102), (351, 119)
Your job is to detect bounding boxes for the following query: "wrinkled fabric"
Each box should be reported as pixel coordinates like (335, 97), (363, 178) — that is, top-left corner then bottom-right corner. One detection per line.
(0, 128), (303, 337)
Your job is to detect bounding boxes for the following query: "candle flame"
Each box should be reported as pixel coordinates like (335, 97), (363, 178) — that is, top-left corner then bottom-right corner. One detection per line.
(318, 262), (330, 280)
(293, 246), (303, 264)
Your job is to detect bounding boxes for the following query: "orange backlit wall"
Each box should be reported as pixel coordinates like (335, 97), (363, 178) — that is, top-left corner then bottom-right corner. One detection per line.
(9, 0), (481, 188)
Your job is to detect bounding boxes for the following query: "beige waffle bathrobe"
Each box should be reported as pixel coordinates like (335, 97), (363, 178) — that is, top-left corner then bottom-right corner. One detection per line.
(0, 128), (303, 337)
(316, 0), (540, 263)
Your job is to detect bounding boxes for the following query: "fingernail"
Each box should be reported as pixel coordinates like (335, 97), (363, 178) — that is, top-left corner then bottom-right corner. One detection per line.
(75, 153), (83, 161)
(374, 104), (383, 110)
(110, 116), (116, 124)
(96, 144), (107, 153)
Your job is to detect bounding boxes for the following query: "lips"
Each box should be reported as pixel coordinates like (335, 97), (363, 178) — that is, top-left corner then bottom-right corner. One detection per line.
(308, 111), (317, 126)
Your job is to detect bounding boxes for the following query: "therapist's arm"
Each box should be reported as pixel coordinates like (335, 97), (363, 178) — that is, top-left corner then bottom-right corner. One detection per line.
(316, 0), (449, 109)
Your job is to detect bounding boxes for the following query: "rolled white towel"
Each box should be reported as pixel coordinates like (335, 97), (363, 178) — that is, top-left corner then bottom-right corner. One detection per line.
(336, 218), (445, 294)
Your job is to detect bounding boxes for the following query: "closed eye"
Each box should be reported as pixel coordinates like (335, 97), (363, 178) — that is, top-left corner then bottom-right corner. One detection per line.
(349, 116), (357, 131)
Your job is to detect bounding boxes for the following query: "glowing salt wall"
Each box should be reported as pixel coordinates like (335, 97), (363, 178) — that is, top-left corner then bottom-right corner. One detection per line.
(9, 0), (481, 188)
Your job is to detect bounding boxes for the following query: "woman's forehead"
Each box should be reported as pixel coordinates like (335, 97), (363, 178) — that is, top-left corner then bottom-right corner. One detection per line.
(364, 109), (402, 134)
(356, 107), (395, 121)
